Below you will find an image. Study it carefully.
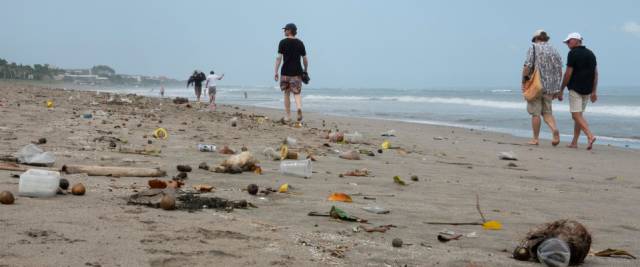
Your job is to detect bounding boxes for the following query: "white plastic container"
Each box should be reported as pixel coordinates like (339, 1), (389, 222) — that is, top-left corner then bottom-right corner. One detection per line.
(197, 144), (217, 152)
(280, 159), (312, 178)
(19, 169), (61, 197)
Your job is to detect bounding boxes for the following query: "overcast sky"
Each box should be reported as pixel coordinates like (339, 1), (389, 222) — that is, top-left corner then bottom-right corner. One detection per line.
(2, 0), (639, 88)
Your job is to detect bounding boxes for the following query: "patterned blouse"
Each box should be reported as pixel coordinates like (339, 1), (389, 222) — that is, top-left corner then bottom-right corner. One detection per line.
(524, 42), (563, 95)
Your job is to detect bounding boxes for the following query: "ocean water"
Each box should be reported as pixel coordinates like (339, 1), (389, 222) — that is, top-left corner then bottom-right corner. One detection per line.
(101, 85), (640, 149)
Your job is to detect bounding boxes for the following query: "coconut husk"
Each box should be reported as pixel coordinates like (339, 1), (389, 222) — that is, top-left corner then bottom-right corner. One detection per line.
(213, 151), (258, 173)
(516, 219), (591, 265)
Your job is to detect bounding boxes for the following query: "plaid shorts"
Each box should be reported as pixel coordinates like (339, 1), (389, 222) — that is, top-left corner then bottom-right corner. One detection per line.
(280, 75), (302, 94)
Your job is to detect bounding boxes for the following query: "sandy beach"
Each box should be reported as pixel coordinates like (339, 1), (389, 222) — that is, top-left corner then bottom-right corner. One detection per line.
(0, 81), (638, 267)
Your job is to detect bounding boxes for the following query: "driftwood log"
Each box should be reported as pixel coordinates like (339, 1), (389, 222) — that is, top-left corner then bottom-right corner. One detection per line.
(0, 162), (27, 172)
(62, 164), (166, 177)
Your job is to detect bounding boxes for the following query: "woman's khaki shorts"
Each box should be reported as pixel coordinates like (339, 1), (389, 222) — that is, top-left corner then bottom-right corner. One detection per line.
(527, 95), (553, 116)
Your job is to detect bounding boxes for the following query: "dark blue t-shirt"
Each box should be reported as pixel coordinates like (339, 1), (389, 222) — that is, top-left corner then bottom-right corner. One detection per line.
(567, 46), (597, 95)
(278, 38), (306, 76)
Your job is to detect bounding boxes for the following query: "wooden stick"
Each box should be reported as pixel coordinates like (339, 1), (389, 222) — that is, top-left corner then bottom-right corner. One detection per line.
(62, 164), (166, 177)
(424, 222), (482, 226)
(0, 162), (27, 172)
(436, 160), (473, 166)
(476, 193), (487, 223)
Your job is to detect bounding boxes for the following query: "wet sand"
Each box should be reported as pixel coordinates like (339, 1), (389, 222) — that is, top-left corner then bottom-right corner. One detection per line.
(0, 81), (638, 266)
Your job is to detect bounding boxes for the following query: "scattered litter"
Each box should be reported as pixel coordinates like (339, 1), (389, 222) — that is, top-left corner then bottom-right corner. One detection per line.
(262, 147), (281, 161)
(513, 220), (591, 266)
(362, 206), (390, 214)
(381, 140), (391, 149)
(308, 206), (367, 223)
(339, 150), (360, 160)
(62, 165), (166, 177)
(381, 130), (396, 137)
(198, 144), (217, 152)
(71, 183), (86, 196)
(392, 238), (403, 248)
(19, 169), (60, 197)
(343, 168), (370, 177)
(280, 159), (312, 178)
(410, 175), (419, 181)
(219, 145), (235, 155)
(0, 191), (15, 205)
(482, 220), (503, 230)
(433, 136), (446, 140)
(594, 248), (636, 259)
(360, 224), (396, 233)
(278, 183), (289, 193)
(498, 151), (518, 161)
(15, 144), (55, 167)
(328, 192), (353, 202)
(176, 165), (192, 172)
(198, 162), (209, 170)
(247, 184), (259, 195)
(284, 136), (297, 147)
(343, 132), (363, 144)
(148, 179), (167, 189)
(230, 117), (238, 127)
(128, 189), (251, 211)
(193, 184), (214, 192)
(393, 176), (407, 186)
(213, 152), (258, 174)
(152, 128), (168, 139)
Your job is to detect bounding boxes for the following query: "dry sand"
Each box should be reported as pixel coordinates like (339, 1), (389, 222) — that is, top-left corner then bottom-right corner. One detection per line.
(0, 81), (638, 267)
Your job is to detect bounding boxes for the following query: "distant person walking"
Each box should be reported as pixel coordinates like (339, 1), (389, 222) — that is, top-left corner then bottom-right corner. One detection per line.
(205, 71), (224, 111)
(187, 70), (207, 104)
(559, 33), (598, 150)
(274, 23), (309, 123)
(521, 30), (563, 146)
(160, 86), (165, 97)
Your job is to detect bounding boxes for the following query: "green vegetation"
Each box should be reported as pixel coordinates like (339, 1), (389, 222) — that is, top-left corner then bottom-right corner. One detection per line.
(0, 58), (64, 80)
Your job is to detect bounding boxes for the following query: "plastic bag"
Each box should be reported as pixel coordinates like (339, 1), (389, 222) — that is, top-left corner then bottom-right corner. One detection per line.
(15, 144), (55, 167)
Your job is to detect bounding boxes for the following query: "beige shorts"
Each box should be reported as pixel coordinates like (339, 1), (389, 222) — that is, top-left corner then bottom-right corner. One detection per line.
(569, 90), (589, 113)
(527, 95), (553, 116)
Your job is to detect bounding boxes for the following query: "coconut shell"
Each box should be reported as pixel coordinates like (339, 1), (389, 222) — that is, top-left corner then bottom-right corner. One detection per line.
(160, 194), (176, 210)
(520, 219), (591, 265)
(247, 184), (259, 195)
(71, 183), (86, 195)
(176, 165), (192, 172)
(59, 178), (70, 190)
(0, 191), (15, 205)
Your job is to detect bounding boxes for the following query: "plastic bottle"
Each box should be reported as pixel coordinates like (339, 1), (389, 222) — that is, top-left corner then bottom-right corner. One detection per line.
(537, 238), (571, 267)
(198, 144), (217, 152)
(280, 159), (312, 178)
(19, 169), (61, 197)
(343, 132), (363, 144)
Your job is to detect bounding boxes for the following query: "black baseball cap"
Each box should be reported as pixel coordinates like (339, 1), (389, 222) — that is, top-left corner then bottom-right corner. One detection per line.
(282, 23), (297, 31)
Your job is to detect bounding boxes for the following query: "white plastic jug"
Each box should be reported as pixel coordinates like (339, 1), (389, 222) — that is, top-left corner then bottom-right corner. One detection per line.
(19, 169), (61, 197)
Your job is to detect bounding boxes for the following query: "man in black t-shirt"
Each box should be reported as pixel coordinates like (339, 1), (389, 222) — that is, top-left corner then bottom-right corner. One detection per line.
(560, 33), (598, 150)
(187, 70), (207, 104)
(274, 23), (308, 123)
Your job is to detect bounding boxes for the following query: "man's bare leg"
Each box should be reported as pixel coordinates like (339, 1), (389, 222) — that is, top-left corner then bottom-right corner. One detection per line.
(294, 93), (303, 121)
(283, 91), (291, 121)
(543, 113), (560, 146)
(209, 93), (216, 111)
(529, 115), (541, 145)
(572, 112), (596, 150)
(568, 121), (580, 148)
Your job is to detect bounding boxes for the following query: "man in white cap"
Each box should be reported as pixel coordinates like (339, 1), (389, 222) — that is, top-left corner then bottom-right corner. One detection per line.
(559, 32), (598, 150)
(522, 30), (563, 146)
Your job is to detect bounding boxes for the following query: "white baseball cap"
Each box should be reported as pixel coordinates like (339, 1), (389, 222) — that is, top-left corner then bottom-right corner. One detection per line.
(563, 32), (583, 43)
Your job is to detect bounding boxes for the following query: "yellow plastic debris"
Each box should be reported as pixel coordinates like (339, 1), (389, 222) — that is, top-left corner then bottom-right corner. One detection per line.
(328, 192), (353, 203)
(152, 128), (168, 139)
(393, 175), (407, 186)
(279, 144), (288, 160)
(278, 183), (289, 193)
(46, 100), (54, 108)
(482, 220), (503, 230)
(381, 140), (391, 149)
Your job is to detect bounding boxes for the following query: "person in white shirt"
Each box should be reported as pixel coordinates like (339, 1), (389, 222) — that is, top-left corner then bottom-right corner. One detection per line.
(205, 71), (224, 111)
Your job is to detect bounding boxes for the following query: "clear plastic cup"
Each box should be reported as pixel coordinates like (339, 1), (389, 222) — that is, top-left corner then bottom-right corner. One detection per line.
(19, 169), (61, 197)
(537, 238), (571, 267)
(198, 144), (217, 152)
(280, 159), (312, 178)
(343, 132), (363, 144)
